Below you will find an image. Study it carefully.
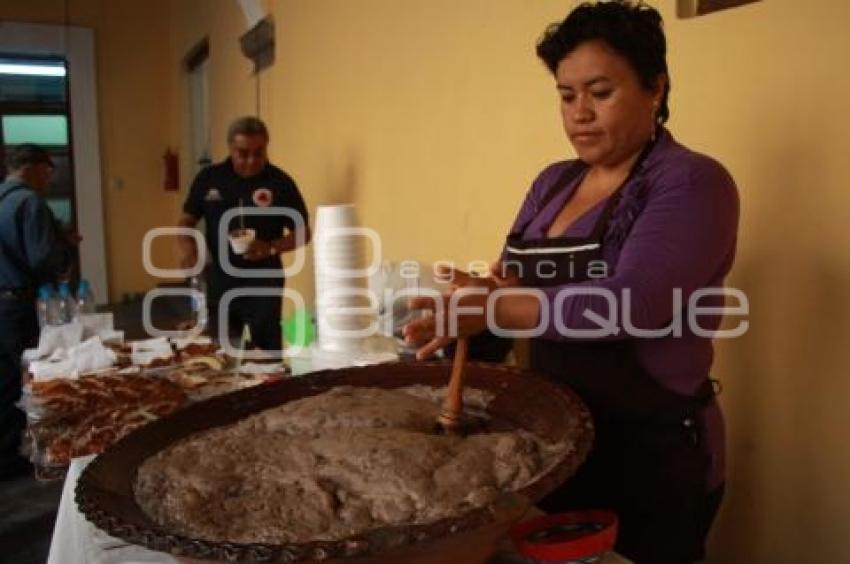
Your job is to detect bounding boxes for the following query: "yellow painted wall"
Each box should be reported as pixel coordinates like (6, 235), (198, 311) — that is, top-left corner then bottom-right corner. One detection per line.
(667, 1), (850, 561)
(0, 0), (180, 302)
(168, 0), (850, 561)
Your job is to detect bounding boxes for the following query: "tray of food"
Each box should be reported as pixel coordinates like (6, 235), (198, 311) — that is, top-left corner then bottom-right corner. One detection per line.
(75, 361), (593, 563)
(21, 336), (288, 478)
(23, 373), (189, 470)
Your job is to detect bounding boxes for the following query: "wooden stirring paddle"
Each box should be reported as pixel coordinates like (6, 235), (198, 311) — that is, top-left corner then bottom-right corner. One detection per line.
(437, 337), (469, 434)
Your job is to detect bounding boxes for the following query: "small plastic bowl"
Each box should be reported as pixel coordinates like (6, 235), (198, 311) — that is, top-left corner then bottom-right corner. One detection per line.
(510, 510), (618, 563)
(228, 228), (256, 255)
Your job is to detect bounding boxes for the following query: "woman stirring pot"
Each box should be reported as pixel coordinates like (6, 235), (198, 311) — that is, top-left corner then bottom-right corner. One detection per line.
(405, 2), (739, 562)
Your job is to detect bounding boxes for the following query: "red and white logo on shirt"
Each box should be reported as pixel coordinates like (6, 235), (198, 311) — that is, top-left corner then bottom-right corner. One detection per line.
(252, 187), (273, 207)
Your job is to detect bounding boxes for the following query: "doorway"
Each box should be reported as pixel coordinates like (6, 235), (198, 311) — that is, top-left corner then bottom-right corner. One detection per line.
(185, 39), (211, 176)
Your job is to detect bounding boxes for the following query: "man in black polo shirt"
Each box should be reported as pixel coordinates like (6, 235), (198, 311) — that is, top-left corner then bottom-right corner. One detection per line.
(177, 117), (310, 351)
(0, 144), (72, 479)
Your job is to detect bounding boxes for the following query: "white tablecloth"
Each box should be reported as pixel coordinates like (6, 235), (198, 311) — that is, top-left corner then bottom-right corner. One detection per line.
(48, 455), (178, 564)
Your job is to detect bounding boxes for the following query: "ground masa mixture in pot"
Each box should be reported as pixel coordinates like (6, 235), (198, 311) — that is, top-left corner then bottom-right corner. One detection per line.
(134, 386), (568, 544)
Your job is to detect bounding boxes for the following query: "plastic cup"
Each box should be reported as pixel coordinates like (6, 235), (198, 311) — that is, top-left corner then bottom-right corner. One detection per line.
(315, 203), (358, 231)
(229, 228), (256, 255)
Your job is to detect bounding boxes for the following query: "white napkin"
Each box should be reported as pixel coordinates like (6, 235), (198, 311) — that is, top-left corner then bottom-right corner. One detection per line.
(78, 313), (122, 343)
(68, 337), (117, 374)
(130, 337), (173, 366)
(30, 337), (117, 381)
(171, 335), (212, 351)
(33, 322), (85, 358)
(97, 330), (125, 345)
(29, 355), (76, 381)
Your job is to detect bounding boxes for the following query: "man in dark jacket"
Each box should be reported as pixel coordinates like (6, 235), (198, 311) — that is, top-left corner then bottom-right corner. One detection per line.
(177, 117), (310, 351)
(0, 144), (72, 479)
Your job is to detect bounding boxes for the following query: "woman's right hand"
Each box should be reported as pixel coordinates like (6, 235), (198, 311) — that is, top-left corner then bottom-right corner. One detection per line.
(404, 287), (490, 360)
(403, 262), (521, 359)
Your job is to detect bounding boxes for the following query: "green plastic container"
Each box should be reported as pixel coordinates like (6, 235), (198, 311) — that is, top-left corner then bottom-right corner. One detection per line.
(281, 309), (315, 348)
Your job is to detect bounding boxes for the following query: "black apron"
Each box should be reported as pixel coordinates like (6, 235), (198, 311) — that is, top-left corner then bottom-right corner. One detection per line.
(504, 143), (718, 564)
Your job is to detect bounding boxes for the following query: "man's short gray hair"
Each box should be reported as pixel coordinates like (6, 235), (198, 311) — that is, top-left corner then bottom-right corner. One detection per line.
(227, 116), (269, 143)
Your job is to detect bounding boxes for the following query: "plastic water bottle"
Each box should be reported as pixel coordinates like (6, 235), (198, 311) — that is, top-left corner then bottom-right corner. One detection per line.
(57, 281), (76, 324)
(189, 276), (208, 330)
(36, 284), (52, 328)
(46, 286), (63, 325)
(75, 279), (96, 317)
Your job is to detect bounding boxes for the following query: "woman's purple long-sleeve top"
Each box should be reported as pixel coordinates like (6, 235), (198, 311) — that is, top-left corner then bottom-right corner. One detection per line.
(502, 129), (740, 489)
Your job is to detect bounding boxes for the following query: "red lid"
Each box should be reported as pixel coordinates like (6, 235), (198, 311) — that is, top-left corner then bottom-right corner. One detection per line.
(510, 510), (618, 562)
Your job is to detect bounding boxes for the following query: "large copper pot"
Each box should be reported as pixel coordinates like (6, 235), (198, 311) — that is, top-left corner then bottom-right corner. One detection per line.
(76, 361), (593, 563)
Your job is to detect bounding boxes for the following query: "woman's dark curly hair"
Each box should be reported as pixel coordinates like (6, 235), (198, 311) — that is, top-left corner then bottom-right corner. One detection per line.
(536, 1), (670, 124)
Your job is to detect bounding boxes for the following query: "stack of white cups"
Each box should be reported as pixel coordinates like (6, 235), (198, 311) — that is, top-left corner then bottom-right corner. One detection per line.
(313, 204), (377, 352)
